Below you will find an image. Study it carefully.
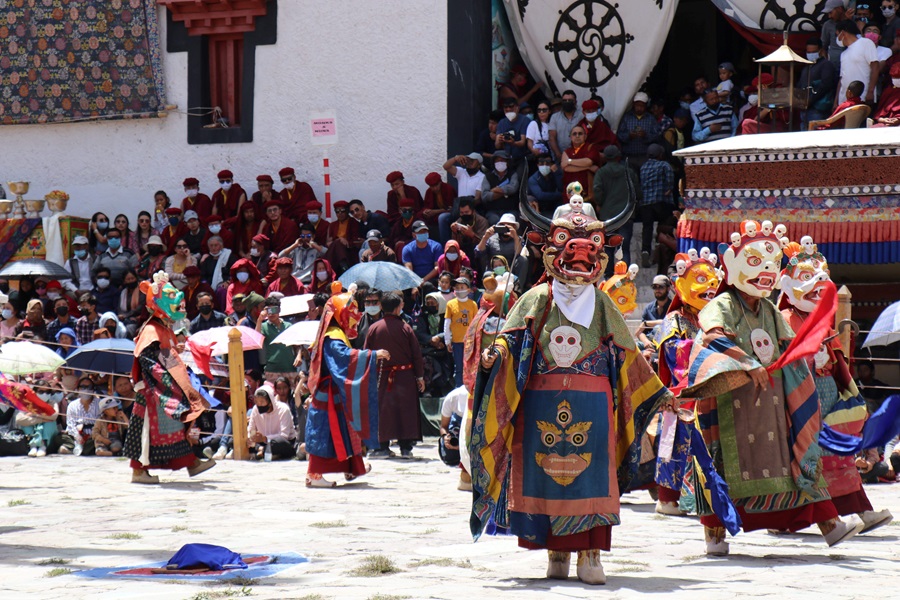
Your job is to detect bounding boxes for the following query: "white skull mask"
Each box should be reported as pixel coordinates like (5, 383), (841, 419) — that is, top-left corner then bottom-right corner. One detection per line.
(750, 329), (775, 365)
(548, 325), (582, 368)
(814, 345), (830, 370)
(700, 247), (711, 260)
(687, 248), (699, 262)
(568, 194), (584, 213)
(722, 237), (783, 298)
(761, 220), (774, 236)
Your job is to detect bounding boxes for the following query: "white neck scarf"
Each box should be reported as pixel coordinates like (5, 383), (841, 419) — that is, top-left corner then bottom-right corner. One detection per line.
(211, 248), (232, 289)
(551, 279), (595, 328)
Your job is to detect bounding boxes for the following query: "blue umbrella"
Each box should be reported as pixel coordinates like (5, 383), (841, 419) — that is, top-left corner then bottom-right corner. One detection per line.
(65, 338), (136, 375)
(338, 261), (423, 291)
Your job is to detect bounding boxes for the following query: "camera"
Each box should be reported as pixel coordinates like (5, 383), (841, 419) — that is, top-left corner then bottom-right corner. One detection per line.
(494, 225), (508, 235)
(503, 131), (515, 140)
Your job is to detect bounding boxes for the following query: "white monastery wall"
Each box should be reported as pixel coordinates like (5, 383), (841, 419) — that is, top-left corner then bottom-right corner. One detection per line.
(1, 1), (449, 219)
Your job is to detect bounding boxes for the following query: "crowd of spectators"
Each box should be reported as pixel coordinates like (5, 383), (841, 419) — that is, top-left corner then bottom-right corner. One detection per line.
(2, 3), (899, 477)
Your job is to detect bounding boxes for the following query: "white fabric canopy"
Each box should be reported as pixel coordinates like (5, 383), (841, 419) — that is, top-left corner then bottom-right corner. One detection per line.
(505, 0), (680, 129)
(709, 0), (829, 33)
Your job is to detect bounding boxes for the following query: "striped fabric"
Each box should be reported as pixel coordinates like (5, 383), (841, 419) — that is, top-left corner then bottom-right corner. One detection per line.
(695, 103), (735, 141)
(685, 335), (828, 501)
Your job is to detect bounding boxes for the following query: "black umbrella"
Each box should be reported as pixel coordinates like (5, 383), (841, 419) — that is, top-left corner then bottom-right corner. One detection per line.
(0, 258), (71, 280)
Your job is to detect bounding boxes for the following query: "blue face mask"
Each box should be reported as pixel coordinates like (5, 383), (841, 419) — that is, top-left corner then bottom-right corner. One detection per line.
(107, 238), (121, 250)
(416, 233), (429, 243)
(364, 305), (381, 316)
(168, 217), (180, 226)
(75, 249), (87, 259)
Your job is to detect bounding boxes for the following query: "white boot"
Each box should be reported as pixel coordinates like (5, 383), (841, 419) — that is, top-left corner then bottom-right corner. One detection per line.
(306, 473), (336, 488)
(546, 551), (571, 579)
(704, 526), (729, 556)
(656, 500), (687, 516)
(576, 550), (606, 585)
(821, 516), (864, 547)
(858, 509), (893, 534)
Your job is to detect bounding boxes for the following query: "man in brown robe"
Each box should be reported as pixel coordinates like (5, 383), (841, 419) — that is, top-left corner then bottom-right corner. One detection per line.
(211, 169), (247, 221)
(259, 200), (301, 254)
(364, 291), (424, 459)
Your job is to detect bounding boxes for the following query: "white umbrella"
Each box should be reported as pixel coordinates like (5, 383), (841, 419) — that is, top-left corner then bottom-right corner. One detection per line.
(862, 300), (900, 348)
(272, 320), (320, 347)
(188, 325), (264, 356)
(0, 341), (65, 375)
(279, 293), (314, 317)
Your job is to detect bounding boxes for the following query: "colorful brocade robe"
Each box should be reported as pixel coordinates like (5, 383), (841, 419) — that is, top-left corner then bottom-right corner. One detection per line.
(468, 283), (670, 546)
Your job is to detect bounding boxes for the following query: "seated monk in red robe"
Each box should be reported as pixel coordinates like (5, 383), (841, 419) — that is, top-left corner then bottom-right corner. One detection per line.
(872, 64), (900, 127)
(817, 80), (864, 130)
(323, 200), (362, 274)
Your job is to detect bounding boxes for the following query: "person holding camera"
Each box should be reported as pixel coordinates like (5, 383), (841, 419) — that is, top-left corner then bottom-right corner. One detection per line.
(476, 213), (521, 275)
(438, 385), (471, 491)
(494, 97), (530, 164)
(449, 198), (489, 260)
(479, 151), (520, 225)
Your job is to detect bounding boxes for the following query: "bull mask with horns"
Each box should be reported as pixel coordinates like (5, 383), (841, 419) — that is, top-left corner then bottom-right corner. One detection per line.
(519, 162), (636, 287)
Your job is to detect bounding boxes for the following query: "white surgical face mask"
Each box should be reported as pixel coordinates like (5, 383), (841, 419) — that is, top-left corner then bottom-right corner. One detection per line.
(445, 252), (459, 261)
(585, 111), (599, 122)
(748, 94), (759, 106)
(455, 290), (469, 300)
(538, 165), (551, 176)
(806, 52), (820, 62)
(285, 181), (295, 190)
(495, 161), (508, 173)
(316, 270), (328, 281)
(221, 182), (232, 192)
(504, 111), (516, 121)
(97, 278), (110, 289)
(836, 34), (844, 48)
(308, 214), (319, 223)
(236, 272), (250, 283)
(186, 188), (198, 198)
(893, 78), (900, 87)
(884, 7), (896, 18)
(47, 292), (60, 301)
(209, 224), (221, 234)
(250, 248), (260, 257)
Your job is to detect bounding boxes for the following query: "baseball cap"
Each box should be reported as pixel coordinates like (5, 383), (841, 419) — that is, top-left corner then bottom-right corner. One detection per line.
(412, 220), (428, 232)
(821, 0), (843, 12)
(652, 275), (670, 287)
(366, 229), (383, 240)
(718, 62), (735, 73)
(466, 152), (484, 164)
(73, 235), (89, 245)
(184, 210), (199, 221)
(633, 92), (650, 104)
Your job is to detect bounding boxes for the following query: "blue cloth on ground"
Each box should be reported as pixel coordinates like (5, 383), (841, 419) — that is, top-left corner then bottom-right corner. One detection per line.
(167, 543), (246, 570)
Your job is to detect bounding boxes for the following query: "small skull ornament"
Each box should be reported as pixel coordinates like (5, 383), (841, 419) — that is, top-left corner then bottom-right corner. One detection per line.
(761, 220), (774, 236)
(709, 254), (718, 267)
(800, 235), (815, 255)
(731, 232), (742, 246)
(687, 248), (699, 262)
(676, 259), (687, 276)
(548, 325), (582, 368)
(569, 194), (584, 214)
(627, 264), (639, 279)
(700, 247), (711, 260)
(773, 224), (787, 239)
(750, 329), (775, 365)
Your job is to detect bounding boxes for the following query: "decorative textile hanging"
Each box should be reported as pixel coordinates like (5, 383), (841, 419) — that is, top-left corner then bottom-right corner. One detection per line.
(504, 0), (680, 129)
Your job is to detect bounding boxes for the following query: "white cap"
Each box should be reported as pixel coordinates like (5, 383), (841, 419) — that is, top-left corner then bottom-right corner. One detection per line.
(633, 91), (650, 104)
(497, 213), (518, 228)
(184, 210), (199, 221)
(0, 293), (7, 305)
(99, 397), (120, 412)
(73, 235), (89, 245)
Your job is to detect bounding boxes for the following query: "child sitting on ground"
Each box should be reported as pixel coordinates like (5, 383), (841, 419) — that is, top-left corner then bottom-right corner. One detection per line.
(93, 398), (129, 457)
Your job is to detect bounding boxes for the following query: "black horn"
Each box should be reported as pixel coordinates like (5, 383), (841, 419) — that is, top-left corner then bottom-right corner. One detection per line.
(602, 158), (637, 233)
(517, 162), (551, 233)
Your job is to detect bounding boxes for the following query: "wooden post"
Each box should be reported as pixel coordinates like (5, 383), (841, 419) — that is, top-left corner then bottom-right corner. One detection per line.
(836, 285), (852, 357)
(228, 327), (248, 460)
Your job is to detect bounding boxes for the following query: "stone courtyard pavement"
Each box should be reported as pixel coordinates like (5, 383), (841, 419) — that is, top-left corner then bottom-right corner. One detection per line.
(1, 440), (898, 600)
